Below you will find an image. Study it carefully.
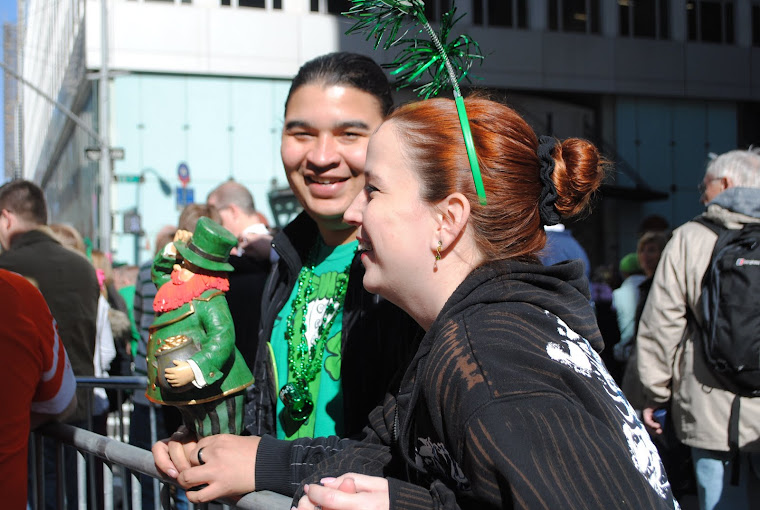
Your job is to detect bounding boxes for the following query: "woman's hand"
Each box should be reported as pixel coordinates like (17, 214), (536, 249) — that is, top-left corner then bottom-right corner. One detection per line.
(164, 360), (195, 387)
(152, 425), (198, 479)
(295, 473), (390, 510)
(175, 434), (261, 503)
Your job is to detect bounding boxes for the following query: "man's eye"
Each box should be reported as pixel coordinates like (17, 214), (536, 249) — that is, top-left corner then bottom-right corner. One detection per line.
(365, 185), (378, 197)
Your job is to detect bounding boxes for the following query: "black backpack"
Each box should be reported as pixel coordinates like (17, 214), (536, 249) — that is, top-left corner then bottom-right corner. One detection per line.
(693, 215), (760, 484)
(694, 216), (760, 398)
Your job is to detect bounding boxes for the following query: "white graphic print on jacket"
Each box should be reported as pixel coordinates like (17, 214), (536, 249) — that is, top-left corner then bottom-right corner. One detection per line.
(545, 311), (678, 507)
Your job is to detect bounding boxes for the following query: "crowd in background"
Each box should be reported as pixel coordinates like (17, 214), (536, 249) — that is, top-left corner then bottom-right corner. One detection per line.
(1, 50), (758, 510)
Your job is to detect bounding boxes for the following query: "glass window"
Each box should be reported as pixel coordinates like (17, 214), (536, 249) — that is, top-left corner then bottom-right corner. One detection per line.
(472, 0), (528, 28)
(473, 0), (484, 24)
(548, 0), (599, 34)
(489, 0), (514, 27)
(619, 0), (669, 39)
(327, 0), (353, 15)
(687, 0), (735, 44)
(421, 0), (452, 22)
(222, 0), (280, 8)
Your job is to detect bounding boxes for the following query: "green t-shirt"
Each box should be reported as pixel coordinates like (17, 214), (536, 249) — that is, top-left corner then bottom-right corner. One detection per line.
(272, 239), (357, 439)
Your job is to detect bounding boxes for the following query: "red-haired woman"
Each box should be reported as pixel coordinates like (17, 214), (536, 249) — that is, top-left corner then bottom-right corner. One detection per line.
(154, 97), (679, 510)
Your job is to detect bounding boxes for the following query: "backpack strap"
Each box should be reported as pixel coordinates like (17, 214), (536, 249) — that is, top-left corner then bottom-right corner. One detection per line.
(729, 395), (741, 486)
(691, 214), (724, 236)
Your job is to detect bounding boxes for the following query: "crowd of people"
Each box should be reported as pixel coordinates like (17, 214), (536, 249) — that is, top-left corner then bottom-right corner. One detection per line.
(1, 50), (758, 510)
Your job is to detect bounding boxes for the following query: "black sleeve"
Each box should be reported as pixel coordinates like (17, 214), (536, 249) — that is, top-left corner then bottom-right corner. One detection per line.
(255, 393), (398, 498)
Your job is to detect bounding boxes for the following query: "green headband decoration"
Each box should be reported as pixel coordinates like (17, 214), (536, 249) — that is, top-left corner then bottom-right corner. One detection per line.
(345, 0), (488, 205)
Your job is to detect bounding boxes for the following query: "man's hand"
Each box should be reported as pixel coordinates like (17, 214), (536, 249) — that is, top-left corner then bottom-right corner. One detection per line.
(173, 434), (261, 503)
(295, 474), (390, 510)
(642, 406), (663, 435)
(165, 360), (195, 387)
(238, 233), (273, 261)
(152, 426), (198, 479)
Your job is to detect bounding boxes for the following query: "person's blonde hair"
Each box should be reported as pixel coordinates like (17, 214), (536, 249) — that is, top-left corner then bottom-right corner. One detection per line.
(50, 223), (86, 254)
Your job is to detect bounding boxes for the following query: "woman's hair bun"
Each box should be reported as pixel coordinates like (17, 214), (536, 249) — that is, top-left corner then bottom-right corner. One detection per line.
(552, 138), (607, 219)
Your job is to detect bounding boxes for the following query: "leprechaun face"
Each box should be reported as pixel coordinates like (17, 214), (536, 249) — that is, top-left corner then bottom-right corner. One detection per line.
(280, 84), (384, 246)
(172, 263), (194, 283)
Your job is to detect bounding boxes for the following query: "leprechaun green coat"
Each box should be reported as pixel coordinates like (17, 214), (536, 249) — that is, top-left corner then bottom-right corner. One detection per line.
(145, 255), (253, 406)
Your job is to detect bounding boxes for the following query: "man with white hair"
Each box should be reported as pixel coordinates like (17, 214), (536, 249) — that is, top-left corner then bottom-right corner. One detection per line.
(207, 179), (271, 257)
(636, 148), (760, 510)
(207, 180), (272, 366)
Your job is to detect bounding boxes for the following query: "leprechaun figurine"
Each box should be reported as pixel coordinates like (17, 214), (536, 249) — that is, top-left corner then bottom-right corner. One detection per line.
(146, 216), (253, 437)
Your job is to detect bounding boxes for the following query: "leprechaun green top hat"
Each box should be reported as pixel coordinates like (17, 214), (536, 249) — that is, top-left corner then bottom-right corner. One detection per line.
(175, 216), (236, 273)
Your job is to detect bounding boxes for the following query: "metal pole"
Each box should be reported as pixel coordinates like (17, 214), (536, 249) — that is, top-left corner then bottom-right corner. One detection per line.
(99, 0), (113, 252)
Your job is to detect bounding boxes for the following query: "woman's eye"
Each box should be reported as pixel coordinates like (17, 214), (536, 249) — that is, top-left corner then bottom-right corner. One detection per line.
(365, 185), (378, 198)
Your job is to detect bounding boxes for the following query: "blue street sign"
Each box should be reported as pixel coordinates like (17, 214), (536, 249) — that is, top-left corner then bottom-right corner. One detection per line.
(176, 186), (195, 208)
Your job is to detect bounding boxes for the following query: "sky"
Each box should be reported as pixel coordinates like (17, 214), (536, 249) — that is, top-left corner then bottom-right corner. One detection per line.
(0, 0), (16, 180)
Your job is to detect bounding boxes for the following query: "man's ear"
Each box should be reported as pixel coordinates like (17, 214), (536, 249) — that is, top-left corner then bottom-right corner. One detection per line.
(434, 192), (470, 251)
(1, 208), (13, 228)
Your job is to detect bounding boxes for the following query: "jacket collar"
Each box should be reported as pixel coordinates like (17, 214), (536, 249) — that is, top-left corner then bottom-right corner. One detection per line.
(9, 227), (60, 250)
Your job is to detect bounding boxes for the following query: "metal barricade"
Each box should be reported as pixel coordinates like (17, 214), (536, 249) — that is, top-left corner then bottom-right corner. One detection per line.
(29, 376), (290, 510)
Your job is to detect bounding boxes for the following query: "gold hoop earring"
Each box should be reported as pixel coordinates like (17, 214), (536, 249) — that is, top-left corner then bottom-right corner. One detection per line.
(434, 240), (442, 270)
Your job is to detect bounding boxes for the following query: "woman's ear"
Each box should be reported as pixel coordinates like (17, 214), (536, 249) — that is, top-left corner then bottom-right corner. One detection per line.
(435, 192), (470, 251)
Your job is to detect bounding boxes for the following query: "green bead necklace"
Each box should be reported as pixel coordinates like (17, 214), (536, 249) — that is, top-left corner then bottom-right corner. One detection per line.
(279, 244), (353, 423)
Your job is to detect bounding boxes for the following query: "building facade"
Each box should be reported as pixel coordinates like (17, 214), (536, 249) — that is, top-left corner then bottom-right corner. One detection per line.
(7, 0), (760, 266)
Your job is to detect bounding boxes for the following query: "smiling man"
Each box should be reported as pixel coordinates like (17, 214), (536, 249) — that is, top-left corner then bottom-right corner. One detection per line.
(242, 52), (422, 441)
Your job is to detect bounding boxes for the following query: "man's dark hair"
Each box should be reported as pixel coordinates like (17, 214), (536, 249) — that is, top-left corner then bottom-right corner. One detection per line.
(285, 52), (393, 117)
(0, 179), (48, 225)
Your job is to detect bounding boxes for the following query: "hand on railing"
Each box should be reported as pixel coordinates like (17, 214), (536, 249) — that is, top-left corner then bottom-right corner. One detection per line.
(153, 428), (261, 504)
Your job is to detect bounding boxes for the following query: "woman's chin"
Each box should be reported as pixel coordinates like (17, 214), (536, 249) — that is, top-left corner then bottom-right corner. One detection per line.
(361, 271), (383, 296)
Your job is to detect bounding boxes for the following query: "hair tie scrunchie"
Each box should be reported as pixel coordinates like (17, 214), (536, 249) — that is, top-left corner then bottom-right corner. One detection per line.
(537, 135), (561, 227)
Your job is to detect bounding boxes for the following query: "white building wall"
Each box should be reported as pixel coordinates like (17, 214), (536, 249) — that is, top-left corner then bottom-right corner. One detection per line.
(85, 0), (340, 78)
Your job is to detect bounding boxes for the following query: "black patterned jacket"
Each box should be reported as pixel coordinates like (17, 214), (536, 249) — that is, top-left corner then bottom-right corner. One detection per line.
(255, 259), (680, 510)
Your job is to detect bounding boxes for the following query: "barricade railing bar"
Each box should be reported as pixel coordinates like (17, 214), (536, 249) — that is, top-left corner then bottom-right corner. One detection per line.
(30, 376), (290, 510)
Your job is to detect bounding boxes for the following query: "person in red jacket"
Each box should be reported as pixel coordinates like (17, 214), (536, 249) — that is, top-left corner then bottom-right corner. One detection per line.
(0, 269), (77, 509)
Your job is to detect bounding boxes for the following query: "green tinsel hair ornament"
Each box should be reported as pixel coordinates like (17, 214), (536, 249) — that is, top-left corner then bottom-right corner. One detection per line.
(344, 0), (487, 205)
